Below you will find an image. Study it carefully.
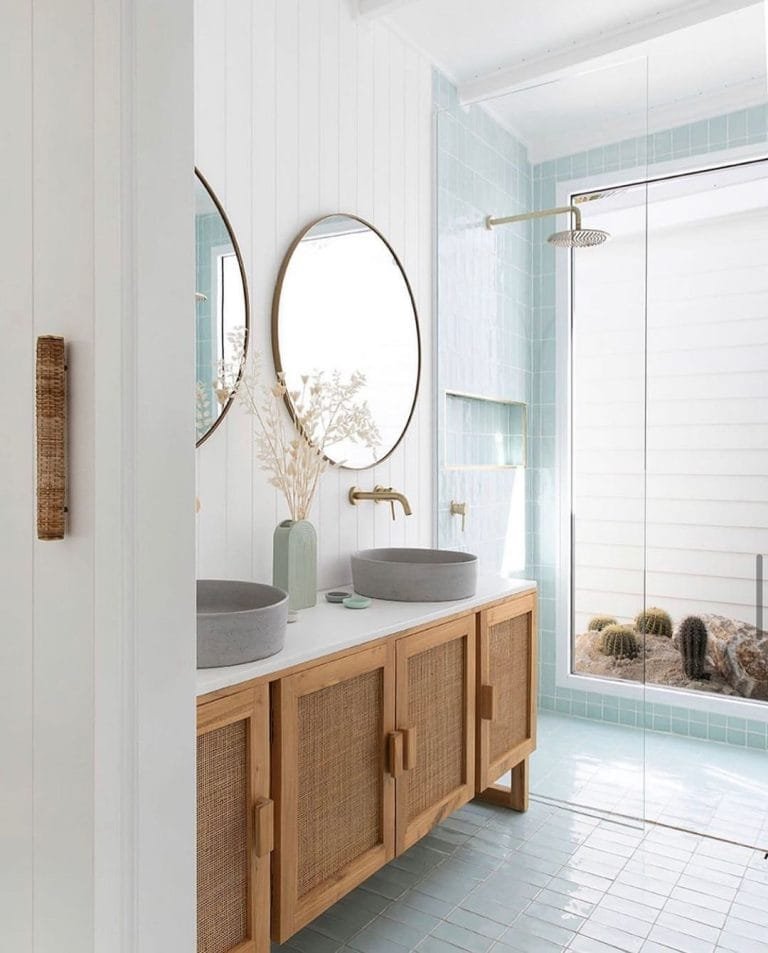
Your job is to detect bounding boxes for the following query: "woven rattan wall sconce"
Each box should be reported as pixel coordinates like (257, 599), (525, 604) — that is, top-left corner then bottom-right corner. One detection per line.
(36, 336), (67, 540)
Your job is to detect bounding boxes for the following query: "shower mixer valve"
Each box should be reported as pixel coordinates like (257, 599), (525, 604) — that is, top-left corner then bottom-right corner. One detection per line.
(450, 500), (468, 532)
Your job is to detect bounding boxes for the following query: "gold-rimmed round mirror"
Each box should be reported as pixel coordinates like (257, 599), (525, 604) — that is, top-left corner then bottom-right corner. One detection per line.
(195, 168), (249, 447)
(272, 214), (421, 470)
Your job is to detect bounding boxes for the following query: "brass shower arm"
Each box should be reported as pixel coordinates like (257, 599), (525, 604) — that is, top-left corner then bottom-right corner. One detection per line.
(485, 204), (582, 231)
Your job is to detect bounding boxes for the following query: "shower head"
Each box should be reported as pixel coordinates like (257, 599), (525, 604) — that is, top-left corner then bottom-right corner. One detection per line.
(547, 227), (609, 248)
(486, 204), (610, 248)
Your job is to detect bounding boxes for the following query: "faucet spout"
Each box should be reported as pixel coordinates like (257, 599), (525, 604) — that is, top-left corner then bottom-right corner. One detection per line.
(348, 485), (413, 519)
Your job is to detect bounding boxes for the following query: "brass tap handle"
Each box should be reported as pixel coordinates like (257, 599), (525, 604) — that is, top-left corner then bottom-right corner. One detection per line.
(450, 500), (468, 532)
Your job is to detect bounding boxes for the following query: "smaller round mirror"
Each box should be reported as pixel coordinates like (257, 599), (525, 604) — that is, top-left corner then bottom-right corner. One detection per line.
(195, 169), (249, 446)
(272, 214), (420, 469)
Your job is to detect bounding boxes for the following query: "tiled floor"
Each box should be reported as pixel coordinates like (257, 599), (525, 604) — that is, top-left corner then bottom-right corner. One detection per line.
(273, 798), (768, 953)
(532, 712), (768, 851)
(275, 713), (768, 953)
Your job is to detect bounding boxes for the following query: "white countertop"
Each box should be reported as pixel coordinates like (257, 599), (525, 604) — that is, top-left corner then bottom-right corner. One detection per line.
(196, 574), (536, 697)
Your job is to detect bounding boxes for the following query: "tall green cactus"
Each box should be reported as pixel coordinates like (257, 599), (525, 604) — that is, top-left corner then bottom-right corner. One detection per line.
(600, 624), (640, 661)
(635, 606), (673, 638)
(588, 614), (617, 632)
(678, 616), (708, 680)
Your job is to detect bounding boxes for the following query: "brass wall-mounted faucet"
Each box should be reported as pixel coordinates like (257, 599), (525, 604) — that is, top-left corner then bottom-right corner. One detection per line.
(349, 485), (413, 520)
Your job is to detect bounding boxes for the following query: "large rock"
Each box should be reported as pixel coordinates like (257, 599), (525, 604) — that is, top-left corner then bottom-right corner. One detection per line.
(689, 614), (768, 700)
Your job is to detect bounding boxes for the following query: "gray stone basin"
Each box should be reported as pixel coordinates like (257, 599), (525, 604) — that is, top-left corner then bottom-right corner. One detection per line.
(350, 548), (478, 602)
(197, 579), (289, 668)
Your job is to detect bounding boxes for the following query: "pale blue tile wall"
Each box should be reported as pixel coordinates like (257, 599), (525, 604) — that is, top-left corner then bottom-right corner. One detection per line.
(531, 105), (768, 751)
(435, 66), (768, 750)
(445, 393), (526, 469)
(434, 72), (534, 572)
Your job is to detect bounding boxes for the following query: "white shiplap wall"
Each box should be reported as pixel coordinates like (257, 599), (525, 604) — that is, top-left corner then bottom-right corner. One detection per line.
(195, 0), (434, 589)
(3, 0), (197, 949)
(573, 201), (768, 630)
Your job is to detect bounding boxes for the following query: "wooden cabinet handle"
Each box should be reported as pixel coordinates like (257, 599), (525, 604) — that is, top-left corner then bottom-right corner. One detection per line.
(254, 798), (274, 857)
(402, 727), (417, 770)
(388, 731), (404, 779)
(480, 684), (496, 721)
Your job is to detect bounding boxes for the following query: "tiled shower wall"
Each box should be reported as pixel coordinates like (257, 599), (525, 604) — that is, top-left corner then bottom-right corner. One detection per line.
(434, 73), (533, 574)
(530, 104), (768, 752)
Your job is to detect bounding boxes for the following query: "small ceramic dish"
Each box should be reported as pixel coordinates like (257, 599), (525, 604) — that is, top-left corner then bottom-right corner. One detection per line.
(325, 590), (351, 604)
(343, 595), (372, 610)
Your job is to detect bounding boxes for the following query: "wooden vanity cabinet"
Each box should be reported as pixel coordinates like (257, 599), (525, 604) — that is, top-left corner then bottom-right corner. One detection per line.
(197, 685), (272, 953)
(196, 587), (537, 948)
(395, 616), (475, 853)
(476, 591), (537, 811)
(271, 643), (396, 943)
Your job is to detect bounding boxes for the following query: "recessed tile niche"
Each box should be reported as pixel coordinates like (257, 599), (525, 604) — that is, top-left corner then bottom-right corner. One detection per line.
(445, 391), (527, 469)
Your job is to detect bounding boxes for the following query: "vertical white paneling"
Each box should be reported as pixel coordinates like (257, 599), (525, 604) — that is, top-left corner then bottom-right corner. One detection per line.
(224, 0), (256, 579)
(133, 0), (197, 944)
(0, 2), (33, 948)
(195, 0), (434, 588)
(5, 0), (195, 948)
(33, 1), (96, 946)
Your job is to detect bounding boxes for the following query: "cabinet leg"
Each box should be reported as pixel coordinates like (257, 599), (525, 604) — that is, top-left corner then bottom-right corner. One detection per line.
(477, 758), (529, 813)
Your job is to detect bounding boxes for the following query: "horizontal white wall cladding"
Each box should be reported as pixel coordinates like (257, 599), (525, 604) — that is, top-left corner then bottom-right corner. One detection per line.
(194, 0), (434, 588)
(574, 193), (768, 633)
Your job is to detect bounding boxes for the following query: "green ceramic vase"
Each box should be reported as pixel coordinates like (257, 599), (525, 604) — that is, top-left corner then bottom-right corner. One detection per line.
(273, 519), (317, 610)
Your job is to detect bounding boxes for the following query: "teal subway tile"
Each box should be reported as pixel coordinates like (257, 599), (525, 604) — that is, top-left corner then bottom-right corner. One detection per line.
(602, 708), (619, 724)
(709, 114), (728, 148)
(653, 130), (672, 162)
(587, 703), (603, 720)
(603, 143), (620, 169)
(571, 152), (588, 178)
(689, 120), (709, 153)
(670, 718), (689, 736)
(708, 724), (727, 743)
(671, 124), (690, 155)
(747, 104), (768, 140)
(747, 732), (767, 750)
(727, 109), (748, 143)
(726, 729), (746, 746)
(689, 721), (708, 740)
(587, 148), (604, 174)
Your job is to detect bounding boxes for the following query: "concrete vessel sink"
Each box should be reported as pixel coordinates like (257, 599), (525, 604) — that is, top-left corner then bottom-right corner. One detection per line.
(197, 579), (289, 668)
(350, 548), (478, 602)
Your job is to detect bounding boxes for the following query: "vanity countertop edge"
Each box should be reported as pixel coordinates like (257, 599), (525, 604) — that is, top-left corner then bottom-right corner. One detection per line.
(197, 573), (537, 699)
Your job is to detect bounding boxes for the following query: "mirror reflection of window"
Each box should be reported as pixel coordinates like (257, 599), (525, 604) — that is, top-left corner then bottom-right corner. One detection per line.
(275, 215), (420, 469)
(194, 170), (248, 446)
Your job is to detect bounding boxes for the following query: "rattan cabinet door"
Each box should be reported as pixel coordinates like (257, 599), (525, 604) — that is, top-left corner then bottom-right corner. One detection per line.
(197, 685), (272, 953)
(477, 592), (537, 793)
(271, 643), (396, 942)
(394, 616), (476, 854)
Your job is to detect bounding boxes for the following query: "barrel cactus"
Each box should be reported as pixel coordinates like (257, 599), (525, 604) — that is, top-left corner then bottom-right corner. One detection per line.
(635, 607), (673, 638)
(678, 616), (708, 679)
(588, 615), (617, 632)
(600, 624), (640, 660)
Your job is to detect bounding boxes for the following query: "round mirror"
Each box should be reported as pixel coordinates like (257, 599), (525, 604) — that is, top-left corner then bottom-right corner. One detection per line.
(195, 169), (249, 447)
(272, 214), (420, 469)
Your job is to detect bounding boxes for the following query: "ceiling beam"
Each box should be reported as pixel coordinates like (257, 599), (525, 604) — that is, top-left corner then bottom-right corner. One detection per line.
(459, 0), (762, 105)
(357, 0), (421, 17)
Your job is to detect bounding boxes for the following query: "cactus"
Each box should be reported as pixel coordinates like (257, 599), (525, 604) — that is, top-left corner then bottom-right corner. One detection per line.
(588, 614), (617, 632)
(635, 606), (673, 638)
(600, 624), (640, 661)
(678, 616), (708, 679)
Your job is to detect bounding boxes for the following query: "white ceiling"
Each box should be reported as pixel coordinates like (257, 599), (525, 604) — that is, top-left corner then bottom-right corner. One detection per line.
(379, 0), (768, 161)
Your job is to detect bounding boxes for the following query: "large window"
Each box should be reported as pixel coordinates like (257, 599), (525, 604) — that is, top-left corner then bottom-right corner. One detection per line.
(571, 159), (768, 704)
